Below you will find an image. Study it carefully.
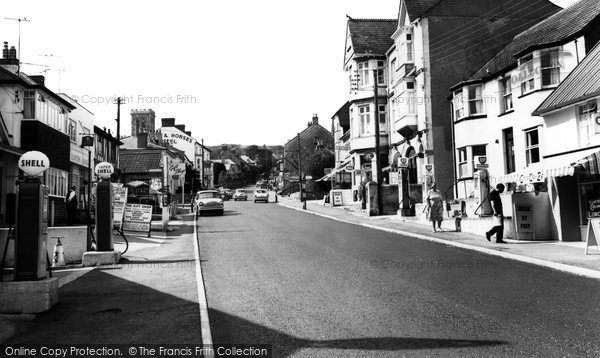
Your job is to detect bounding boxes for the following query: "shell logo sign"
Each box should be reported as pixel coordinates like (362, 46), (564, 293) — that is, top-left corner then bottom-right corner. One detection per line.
(95, 162), (115, 179)
(18, 151), (50, 177)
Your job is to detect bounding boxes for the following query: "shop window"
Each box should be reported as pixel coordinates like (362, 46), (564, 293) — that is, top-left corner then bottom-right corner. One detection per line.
(458, 147), (468, 178)
(45, 168), (68, 197)
(580, 181), (600, 226)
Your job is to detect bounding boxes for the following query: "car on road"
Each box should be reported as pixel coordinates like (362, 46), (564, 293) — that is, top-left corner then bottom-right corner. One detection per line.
(219, 188), (233, 200)
(233, 189), (248, 201)
(194, 190), (224, 216)
(254, 189), (269, 203)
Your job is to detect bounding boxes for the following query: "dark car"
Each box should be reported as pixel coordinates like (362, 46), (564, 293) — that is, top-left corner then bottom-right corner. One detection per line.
(219, 188), (233, 200)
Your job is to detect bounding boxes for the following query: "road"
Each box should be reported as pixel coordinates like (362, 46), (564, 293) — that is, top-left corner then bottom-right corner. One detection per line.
(199, 196), (600, 357)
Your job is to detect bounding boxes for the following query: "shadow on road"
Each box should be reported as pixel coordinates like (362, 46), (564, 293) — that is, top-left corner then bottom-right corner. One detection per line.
(209, 308), (507, 357)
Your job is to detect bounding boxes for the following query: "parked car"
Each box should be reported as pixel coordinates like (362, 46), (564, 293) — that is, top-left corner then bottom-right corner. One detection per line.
(254, 189), (269, 203)
(194, 190), (224, 216)
(233, 189), (248, 201)
(219, 188), (233, 200)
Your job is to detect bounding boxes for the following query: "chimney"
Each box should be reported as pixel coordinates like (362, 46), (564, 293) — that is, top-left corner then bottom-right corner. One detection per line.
(161, 117), (175, 127)
(175, 124), (186, 132)
(312, 113), (319, 126)
(29, 75), (45, 86)
(137, 133), (148, 149)
(0, 42), (19, 74)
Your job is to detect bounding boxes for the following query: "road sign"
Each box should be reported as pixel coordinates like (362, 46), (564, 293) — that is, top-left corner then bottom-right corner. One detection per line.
(18, 151), (50, 177)
(95, 162), (114, 179)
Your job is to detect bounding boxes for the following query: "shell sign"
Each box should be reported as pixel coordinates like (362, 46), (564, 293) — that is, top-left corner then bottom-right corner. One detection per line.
(18, 151), (50, 177)
(95, 162), (115, 179)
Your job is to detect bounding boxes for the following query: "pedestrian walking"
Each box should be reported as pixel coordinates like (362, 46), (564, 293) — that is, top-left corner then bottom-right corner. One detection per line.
(65, 186), (78, 225)
(485, 183), (506, 243)
(426, 182), (444, 232)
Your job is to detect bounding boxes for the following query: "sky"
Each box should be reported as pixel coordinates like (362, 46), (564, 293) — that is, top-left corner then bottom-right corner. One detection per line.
(1, 0), (576, 147)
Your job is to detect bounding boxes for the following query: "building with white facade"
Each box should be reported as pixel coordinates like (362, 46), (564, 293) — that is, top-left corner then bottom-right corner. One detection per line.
(450, 0), (600, 241)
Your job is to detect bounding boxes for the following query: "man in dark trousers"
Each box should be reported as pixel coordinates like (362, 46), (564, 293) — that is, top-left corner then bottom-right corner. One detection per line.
(485, 183), (506, 243)
(65, 186), (78, 225)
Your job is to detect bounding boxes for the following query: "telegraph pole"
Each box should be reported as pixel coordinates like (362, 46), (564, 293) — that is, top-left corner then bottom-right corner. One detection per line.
(373, 69), (383, 215)
(114, 97), (123, 141)
(297, 133), (306, 210)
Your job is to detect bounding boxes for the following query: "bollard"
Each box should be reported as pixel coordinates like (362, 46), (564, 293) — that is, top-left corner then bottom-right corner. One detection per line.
(52, 237), (65, 267)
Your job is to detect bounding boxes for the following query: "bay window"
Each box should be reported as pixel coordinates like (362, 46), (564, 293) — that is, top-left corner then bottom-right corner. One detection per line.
(453, 89), (464, 120)
(359, 104), (371, 135)
(468, 85), (483, 115)
(358, 62), (370, 88)
(377, 61), (385, 86)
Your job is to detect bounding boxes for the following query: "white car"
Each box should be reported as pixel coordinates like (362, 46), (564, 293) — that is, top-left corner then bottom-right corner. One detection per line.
(194, 190), (224, 216)
(233, 189), (248, 201)
(254, 189), (269, 203)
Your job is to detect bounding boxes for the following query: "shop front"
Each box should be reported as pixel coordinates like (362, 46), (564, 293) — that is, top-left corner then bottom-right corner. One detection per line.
(499, 147), (600, 242)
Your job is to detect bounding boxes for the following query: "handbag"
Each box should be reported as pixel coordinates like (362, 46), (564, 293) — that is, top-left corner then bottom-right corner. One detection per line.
(492, 215), (503, 227)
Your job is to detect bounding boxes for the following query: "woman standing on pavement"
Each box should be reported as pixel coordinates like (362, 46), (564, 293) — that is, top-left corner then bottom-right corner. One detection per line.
(426, 182), (444, 232)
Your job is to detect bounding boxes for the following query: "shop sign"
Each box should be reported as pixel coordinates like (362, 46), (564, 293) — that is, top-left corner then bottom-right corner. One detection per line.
(518, 171), (545, 184)
(113, 186), (128, 230)
(515, 205), (533, 233)
(95, 162), (114, 178)
(81, 135), (94, 147)
(588, 200), (600, 218)
(18, 151), (50, 177)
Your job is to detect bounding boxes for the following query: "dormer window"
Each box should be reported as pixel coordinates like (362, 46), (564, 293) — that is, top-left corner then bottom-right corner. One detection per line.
(453, 85), (484, 120)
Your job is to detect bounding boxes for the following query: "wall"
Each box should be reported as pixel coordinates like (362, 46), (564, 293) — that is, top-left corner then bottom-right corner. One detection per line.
(0, 226), (88, 266)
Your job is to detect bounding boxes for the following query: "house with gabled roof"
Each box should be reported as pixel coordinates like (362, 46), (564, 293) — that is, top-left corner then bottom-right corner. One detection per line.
(449, 0), (600, 241)
(384, 0), (561, 216)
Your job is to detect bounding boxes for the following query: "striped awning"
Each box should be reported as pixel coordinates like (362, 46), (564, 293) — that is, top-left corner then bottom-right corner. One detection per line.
(498, 147), (600, 184)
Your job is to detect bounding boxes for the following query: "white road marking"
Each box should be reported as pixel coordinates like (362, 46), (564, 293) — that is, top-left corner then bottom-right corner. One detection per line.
(193, 215), (214, 357)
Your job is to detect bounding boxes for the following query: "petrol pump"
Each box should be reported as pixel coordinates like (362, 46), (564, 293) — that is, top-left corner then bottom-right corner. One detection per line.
(398, 157), (413, 216)
(14, 151), (50, 281)
(94, 162), (115, 251)
(473, 156), (493, 216)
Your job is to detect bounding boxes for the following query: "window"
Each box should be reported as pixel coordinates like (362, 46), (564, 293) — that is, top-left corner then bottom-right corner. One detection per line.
(45, 168), (68, 197)
(405, 33), (413, 62)
(378, 104), (386, 129)
(458, 148), (468, 178)
(406, 81), (416, 115)
(23, 91), (35, 119)
(377, 61), (385, 85)
(453, 89), (464, 120)
(358, 62), (370, 87)
(525, 128), (540, 165)
(468, 85), (483, 115)
(578, 101), (599, 147)
(96, 136), (104, 157)
(390, 98), (397, 124)
(500, 77), (513, 113)
(541, 48), (560, 87)
(503, 127), (515, 174)
(390, 58), (396, 84)
(68, 120), (76, 142)
(359, 104), (371, 135)
(519, 54), (535, 95)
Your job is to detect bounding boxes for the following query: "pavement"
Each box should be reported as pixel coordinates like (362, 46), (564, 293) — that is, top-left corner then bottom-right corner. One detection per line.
(1, 217), (204, 345)
(277, 195), (600, 279)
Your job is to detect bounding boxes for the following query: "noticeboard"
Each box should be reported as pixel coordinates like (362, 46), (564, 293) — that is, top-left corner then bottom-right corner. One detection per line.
(585, 217), (600, 255)
(113, 186), (128, 230)
(123, 204), (153, 237)
(514, 205), (533, 233)
(332, 191), (343, 206)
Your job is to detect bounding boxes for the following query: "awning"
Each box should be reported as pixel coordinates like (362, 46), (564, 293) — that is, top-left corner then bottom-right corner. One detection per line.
(498, 147), (600, 184)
